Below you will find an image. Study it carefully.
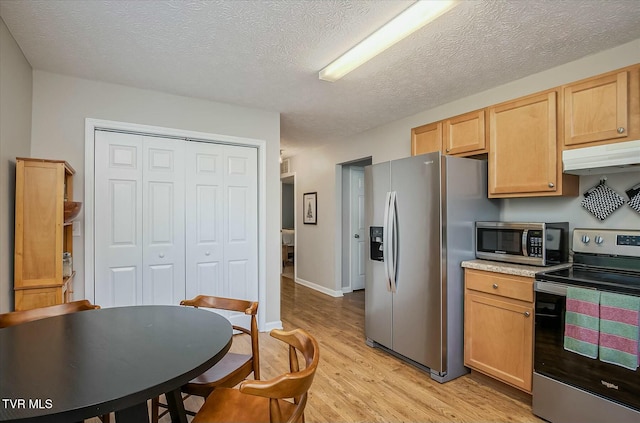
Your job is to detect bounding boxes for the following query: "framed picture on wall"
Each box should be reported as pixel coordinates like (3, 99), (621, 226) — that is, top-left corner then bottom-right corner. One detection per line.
(303, 192), (317, 225)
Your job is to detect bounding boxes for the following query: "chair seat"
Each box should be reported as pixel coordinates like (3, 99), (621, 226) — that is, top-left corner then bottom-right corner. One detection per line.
(182, 352), (252, 397)
(192, 387), (298, 423)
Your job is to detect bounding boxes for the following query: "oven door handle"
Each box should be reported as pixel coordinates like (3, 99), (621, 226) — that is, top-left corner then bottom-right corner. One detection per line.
(535, 280), (598, 296)
(535, 281), (568, 296)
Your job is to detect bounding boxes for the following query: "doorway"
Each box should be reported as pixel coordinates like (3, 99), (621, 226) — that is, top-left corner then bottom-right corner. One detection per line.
(340, 158), (372, 293)
(281, 174), (295, 280)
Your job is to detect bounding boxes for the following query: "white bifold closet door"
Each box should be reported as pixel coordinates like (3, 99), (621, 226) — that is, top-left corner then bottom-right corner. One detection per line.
(94, 131), (258, 316)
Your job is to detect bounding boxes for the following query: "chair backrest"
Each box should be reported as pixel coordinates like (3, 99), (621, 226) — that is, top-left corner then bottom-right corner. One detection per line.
(239, 328), (319, 423)
(0, 300), (100, 328)
(180, 295), (260, 380)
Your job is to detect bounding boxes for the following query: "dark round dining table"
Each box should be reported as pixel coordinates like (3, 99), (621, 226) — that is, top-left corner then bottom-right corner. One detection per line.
(0, 305), (232, 423)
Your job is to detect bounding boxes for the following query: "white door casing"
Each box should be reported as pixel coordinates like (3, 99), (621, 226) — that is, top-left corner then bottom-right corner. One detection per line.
(350, 167), (366, 291)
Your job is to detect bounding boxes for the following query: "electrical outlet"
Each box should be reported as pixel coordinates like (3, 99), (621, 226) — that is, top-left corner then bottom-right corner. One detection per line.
(72, 221), (81, 237)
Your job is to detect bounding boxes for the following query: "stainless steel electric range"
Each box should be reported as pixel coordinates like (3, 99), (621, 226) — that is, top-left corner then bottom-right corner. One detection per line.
(533, 228), (640, 423)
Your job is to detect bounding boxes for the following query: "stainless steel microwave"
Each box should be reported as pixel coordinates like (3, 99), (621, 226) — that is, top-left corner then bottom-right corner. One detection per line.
(475, 222), (569, 266)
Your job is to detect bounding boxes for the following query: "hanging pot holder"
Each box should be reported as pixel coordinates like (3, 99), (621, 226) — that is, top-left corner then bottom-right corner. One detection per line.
(626, 183), (640, 214)
(581, 180), (626, 221)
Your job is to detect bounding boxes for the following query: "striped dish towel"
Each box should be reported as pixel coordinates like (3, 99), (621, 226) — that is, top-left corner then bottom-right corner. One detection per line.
(564, 287), (600, 359)
(599, 292), (640, 370)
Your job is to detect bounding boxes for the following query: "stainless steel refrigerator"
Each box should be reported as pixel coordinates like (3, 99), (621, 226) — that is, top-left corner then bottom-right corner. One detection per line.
(364, 152), (500, 382)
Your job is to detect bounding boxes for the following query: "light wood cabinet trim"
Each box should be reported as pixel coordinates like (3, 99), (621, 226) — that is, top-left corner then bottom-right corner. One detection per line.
(411, 121), (442, 156)
(465, 268), (533, 302)
(443, 109), (487, 155)
(16, 157), (76, 175)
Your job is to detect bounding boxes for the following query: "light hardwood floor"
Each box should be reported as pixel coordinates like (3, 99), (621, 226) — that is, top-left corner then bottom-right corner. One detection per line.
(95, 276), (544, 422)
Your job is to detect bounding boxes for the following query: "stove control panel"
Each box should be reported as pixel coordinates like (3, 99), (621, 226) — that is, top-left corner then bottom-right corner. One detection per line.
(573, 229), (640, 257)
(618, 235), (640, 247)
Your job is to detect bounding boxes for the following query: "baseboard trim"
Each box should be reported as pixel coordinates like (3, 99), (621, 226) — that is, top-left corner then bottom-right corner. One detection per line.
(262, 320), (283, 332)
(295, 277), (344, 298)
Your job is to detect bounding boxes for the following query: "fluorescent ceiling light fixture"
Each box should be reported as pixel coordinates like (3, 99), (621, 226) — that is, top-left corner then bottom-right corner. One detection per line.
(319, 0), (458, 82)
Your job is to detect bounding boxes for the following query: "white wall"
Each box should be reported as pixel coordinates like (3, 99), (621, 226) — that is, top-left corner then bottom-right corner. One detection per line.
(0, 18), (32, 313)
(30, 71), (282, 326)
(291, 38), (640, 294)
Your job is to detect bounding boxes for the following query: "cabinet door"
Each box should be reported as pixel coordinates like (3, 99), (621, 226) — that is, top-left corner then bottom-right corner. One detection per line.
(14, 161), (65, 289)
(489, 91), (558, 196)
(564, 71), (628, 147)
(411, 122), (442, 155)
(464, 291), (533, 392)
(443, 110), (486, 155)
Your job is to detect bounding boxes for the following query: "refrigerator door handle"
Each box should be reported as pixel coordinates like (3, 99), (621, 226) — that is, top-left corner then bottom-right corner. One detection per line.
(382, 191), (392, 291)
(389, 191), (398, 293)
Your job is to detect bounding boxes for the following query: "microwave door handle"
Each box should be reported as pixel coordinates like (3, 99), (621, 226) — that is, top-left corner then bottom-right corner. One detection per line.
(522, 229), (529, 257)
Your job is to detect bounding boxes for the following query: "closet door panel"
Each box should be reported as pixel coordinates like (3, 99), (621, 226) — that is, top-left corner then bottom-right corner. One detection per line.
(110, 266), (138, 306)
(185, 142), (225, 299)
(142, 137), (186, 305)
(95, 131), (143, 307)
(224, 146), (258, 330)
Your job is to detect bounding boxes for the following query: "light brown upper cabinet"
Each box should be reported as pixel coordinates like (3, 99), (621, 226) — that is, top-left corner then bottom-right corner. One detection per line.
(411, 121), (442, 156)
(443, 109), (487, 156)
(488, 90), (578, 198)
(564, 65), (640, 148)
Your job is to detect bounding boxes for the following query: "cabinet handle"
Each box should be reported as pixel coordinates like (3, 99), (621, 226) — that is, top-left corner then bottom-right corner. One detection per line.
(159, 253), (165, 258)
(548, 182), (555, 188)
(524, 311), (531, 318)
(205, 251), (211, 256)
(492, 283), (498, 289)
(617, 127), (625, 134)
(446, 148), (450, 153)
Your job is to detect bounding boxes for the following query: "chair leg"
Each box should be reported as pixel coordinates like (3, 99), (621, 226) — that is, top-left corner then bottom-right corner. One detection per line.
(151, 396), (159, 423)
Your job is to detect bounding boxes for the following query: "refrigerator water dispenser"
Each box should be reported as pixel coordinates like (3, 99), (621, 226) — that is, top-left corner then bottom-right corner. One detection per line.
(370, 226), (384, 261)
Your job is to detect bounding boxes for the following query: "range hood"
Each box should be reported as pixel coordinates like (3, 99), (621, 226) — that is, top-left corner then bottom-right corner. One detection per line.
(563, 140), (640, 175)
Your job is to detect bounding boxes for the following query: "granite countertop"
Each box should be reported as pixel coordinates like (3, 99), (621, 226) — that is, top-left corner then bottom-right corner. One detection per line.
(461, 259), (572, 278)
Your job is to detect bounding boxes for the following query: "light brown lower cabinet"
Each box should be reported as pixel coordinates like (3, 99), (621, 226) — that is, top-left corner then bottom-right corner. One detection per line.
(464, 269), (534, 393)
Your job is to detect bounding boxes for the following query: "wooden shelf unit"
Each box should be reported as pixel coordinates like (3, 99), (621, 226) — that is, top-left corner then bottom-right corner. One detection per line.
(14, 158), (76, 311)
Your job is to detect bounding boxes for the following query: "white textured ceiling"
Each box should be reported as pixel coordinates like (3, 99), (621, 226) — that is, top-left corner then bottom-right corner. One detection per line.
(1, 1), (640, 157)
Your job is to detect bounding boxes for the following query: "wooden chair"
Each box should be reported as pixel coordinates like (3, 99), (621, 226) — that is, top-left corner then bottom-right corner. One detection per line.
(192, 328), (319, 423)
(151, 295), (260, 422)
(0, 299), (100, 328)
(0, 300), (110, 423)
